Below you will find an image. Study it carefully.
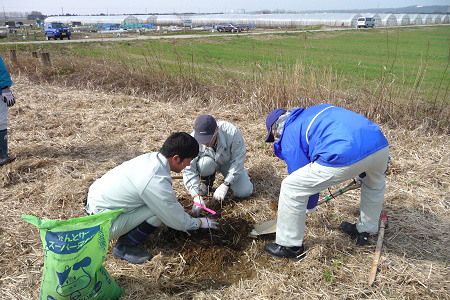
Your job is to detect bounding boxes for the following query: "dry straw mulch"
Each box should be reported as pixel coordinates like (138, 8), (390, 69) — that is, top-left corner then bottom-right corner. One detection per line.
(0, 76), (449, 300)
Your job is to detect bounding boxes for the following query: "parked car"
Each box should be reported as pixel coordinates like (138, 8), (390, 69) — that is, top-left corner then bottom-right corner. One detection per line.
(357, 17), (375, 28)
(238, 24), (250, 31)
(44, 22), (71, 40)
(216, 23), (242, 33)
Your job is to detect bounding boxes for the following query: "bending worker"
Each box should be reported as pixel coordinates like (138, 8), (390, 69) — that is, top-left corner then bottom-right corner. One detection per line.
(0, 56), (16, 166)
(183, 114), (253, 216)
(85, 132), (219, 264)
(263, 104), (389, 260)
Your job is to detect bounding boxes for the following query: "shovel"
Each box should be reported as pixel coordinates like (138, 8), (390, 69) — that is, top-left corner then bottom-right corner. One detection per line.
(249, 179), (361, 238)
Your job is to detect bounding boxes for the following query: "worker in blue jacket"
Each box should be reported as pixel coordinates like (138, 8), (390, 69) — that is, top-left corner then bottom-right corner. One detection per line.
(263, 104), (389, 260)
(0, 56), (16, 166)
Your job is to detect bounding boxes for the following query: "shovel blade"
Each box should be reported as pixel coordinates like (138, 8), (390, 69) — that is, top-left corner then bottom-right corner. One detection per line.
(249, 219), (277, 238)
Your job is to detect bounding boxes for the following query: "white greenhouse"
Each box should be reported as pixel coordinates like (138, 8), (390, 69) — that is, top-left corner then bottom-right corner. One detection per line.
(394, 14), (410, 26)
(423, 14), (433, 24)
(44, 13), (448, 29)
(151, 13), (363, 28)
(431, 14), (442, 24)
(442, 14), (449, 24)
(45, 13), (365, 28)
(44, 15), (140, 26)
(378, 14), (397, 27)
(297, 13), (362, 27)
(410, 14), (423, 25)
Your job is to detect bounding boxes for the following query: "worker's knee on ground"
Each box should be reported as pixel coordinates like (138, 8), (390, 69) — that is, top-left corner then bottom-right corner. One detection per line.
(147, 216), (162, 227)
(232, 181), (253, 198)
(197, 156), (217, 177)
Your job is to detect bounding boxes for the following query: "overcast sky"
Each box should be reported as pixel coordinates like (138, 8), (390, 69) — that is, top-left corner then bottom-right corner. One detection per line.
(3, 0), (449, 15)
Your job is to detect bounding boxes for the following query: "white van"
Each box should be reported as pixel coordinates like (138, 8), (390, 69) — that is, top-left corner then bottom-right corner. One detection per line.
(357, 17), (375, 28)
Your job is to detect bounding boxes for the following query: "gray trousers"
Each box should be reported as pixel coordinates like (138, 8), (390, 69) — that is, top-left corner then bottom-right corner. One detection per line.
(0, 100), (7, 131)
(85, 202), (162, 240)
(276, 146), (390, 247)
(218, 164), (254, 198)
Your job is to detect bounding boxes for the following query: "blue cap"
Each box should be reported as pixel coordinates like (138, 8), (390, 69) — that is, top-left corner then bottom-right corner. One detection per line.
(194, 114), (217, 144)
(265, 108), (286, 142)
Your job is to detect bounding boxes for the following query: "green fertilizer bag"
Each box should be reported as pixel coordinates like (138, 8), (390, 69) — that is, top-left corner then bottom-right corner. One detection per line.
(23, 210), (123, 300)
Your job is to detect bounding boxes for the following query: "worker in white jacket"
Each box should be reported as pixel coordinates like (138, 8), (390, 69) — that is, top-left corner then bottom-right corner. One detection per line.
(183, 115), (253, 216)
(85, 132), (219, 264)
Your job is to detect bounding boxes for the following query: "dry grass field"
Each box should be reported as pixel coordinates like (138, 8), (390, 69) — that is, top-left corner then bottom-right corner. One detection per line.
(0, 50), (449, 299)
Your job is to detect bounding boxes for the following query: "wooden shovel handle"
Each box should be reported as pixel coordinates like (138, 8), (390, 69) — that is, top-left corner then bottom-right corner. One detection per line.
(368, 215), (388, 286)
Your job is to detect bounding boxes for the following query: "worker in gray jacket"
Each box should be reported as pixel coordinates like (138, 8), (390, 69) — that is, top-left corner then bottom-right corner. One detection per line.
(85, 132), (219, 264)
(183, 115), (253, 216)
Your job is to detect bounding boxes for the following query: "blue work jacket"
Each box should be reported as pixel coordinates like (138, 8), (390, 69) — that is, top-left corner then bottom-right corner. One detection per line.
(0, 56), (12, 89)
(274, 104), (388, 208)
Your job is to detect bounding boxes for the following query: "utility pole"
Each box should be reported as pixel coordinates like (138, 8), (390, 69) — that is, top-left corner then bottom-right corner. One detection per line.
(3, 6), (6, 21)
(61, 7), (64, 16)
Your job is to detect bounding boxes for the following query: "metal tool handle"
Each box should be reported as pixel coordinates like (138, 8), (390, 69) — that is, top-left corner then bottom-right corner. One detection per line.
(317, 179), (361, 206)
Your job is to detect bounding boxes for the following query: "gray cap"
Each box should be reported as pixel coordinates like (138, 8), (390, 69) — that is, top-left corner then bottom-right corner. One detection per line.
(194, 115), (217, 144)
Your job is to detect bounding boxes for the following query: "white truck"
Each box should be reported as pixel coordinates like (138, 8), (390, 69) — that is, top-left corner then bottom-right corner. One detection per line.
(357, 17), (375, 28)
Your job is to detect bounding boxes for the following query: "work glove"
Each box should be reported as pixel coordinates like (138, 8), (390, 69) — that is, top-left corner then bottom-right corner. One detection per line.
(191, 195), (206, 217)
(198, 218), (219, 229)
(2, 87), (15, 107)
(306, 206), (317, 214)
(213, 183), (229, 201)
(354, 172), (366, 185)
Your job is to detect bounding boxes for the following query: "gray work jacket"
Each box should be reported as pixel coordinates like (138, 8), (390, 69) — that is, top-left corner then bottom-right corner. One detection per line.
(183, 121), (247, 197)
(86, 152), (201, 231)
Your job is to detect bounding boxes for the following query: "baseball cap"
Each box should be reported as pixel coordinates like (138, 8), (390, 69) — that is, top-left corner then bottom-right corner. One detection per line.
(194, 115), (217, 144)
(265, 108), (286, 142)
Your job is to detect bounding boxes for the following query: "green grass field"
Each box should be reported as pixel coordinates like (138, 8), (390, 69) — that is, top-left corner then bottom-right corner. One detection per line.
(57, 26), (449, 92)
(4, 25), (449, 104)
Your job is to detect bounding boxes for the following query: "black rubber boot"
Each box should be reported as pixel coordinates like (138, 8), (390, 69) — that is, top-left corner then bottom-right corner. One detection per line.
(0, 129), (11, 166)
(113, 221), (158, 264)
(340, 222), (370, 246)
(264, 243), (306, 261)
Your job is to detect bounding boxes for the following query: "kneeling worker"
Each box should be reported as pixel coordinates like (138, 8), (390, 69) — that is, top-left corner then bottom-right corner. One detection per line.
(264, 104), (389, 260)
(85, 132), (219, 264)
(183, 115), (253, 216)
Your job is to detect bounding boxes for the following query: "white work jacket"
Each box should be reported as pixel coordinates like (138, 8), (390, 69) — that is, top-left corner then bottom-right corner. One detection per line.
(87, 152), (201, 231)
(183, 121), (247, 197)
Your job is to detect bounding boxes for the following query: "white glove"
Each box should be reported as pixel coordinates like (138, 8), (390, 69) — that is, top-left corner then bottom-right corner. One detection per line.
(199, 218), (219, 229)
(306, 206), (317, 214)
(191, 195), (206, 217)
(213, 183), (229, 201)
(2, 87), (15, 107)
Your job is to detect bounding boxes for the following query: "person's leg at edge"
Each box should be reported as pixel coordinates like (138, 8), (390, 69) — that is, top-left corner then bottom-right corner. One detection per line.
(0, 129), (9, 165)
